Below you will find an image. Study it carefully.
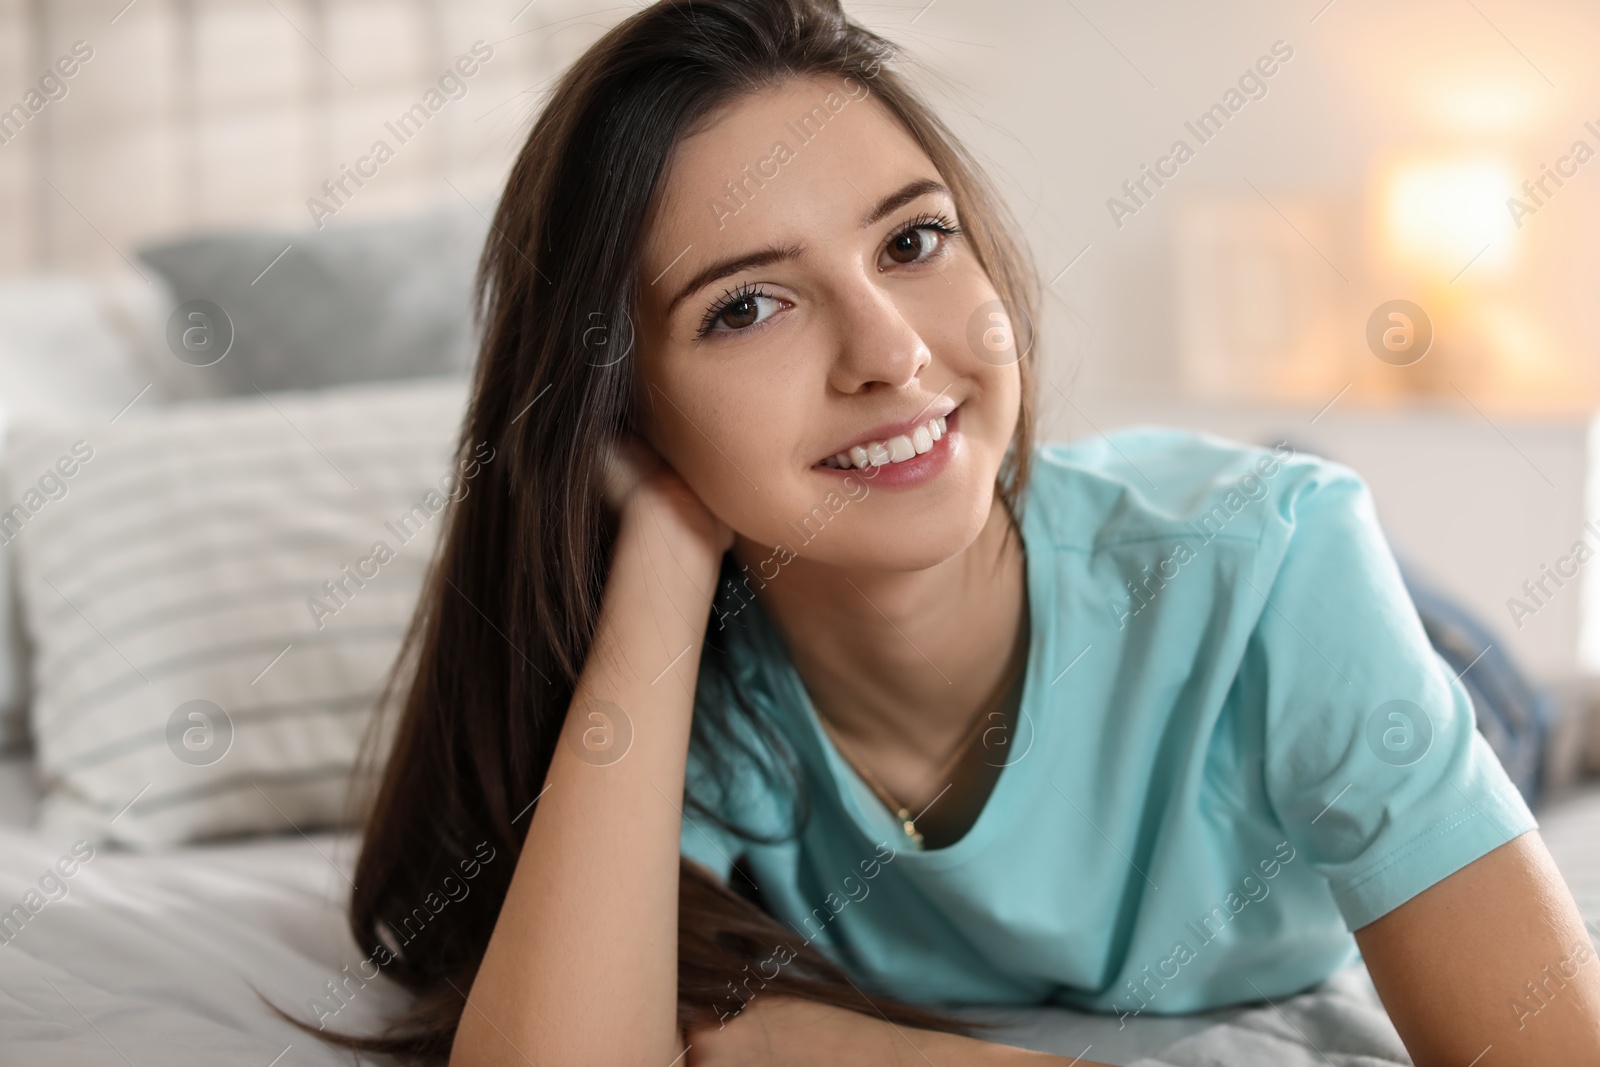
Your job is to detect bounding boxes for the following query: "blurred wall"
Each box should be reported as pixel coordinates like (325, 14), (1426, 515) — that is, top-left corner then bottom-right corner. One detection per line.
(897, 0), (1600, 683)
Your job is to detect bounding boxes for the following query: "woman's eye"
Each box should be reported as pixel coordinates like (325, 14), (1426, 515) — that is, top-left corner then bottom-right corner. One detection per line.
(705, 290), (784, 334)
(880, 224), (949, 268)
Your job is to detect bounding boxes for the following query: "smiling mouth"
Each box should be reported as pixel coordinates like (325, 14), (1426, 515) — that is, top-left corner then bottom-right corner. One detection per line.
(817, 410), (952, 471)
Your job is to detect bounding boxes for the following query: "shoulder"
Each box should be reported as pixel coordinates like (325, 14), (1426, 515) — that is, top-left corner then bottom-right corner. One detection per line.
(1022, 426), (1370, 556)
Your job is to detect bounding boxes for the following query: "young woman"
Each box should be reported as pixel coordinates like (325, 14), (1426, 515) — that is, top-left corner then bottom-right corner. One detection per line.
(311, 1), (1600, 1063)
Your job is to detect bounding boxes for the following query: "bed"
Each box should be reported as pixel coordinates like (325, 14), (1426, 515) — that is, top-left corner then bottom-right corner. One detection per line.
(2, 746), (1597, 1066)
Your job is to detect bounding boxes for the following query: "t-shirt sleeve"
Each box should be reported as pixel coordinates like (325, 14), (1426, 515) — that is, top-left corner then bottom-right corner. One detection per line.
(1252, 460), (1538, 931)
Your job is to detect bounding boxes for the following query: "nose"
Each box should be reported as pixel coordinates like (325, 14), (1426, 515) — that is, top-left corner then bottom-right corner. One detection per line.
(826, 277), (932, 394)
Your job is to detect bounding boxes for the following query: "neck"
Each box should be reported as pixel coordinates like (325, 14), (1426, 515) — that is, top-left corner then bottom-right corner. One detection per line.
(732, 493), (1027, 766)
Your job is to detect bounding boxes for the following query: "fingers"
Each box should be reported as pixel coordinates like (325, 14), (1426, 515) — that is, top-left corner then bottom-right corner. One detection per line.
(600, 434), (734, 562)
(600, 432), (665, 514)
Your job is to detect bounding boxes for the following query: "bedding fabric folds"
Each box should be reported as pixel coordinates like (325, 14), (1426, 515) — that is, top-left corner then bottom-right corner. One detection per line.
(2, 789), (1598, 1064)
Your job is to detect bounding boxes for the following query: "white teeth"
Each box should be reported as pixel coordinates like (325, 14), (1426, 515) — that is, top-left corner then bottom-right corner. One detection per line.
(820, 412), (953, 471)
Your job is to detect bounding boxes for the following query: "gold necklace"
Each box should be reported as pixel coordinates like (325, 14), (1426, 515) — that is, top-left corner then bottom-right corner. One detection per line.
(816, 624), (1028, 850)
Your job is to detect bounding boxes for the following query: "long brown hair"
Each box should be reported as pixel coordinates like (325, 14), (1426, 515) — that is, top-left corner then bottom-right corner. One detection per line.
(294, 0), (1040, 1058)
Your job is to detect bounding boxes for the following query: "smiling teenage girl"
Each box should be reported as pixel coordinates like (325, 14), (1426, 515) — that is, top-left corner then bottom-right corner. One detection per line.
(309, 2), (1600, 1065)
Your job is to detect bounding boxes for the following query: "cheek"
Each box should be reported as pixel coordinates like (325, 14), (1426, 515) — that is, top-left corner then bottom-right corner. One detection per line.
(647, 363), (811, 539)
(912, 277), (1022, 457)
(987, 360), (1023, 441)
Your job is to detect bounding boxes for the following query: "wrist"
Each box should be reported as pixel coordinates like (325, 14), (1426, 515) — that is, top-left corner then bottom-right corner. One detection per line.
(617, 498), (725, 596)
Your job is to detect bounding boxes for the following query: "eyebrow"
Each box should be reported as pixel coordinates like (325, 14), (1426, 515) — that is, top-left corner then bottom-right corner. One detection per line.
(860, 177), (948, 229)
(662, 177), (953, 318)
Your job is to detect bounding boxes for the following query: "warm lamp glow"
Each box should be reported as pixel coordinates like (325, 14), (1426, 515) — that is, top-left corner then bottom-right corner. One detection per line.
(1380, 158), (1519, 279)
(1423, 81), (1546, 134)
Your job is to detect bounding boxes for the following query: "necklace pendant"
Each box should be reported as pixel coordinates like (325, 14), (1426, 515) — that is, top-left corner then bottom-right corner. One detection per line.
(896, 809), (924, 849)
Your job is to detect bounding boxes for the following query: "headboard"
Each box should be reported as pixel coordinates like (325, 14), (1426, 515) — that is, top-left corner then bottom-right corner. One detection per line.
(0, 0), (597, 275)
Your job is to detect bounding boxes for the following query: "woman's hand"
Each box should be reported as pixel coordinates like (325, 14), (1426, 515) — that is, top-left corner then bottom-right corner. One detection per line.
(603, 431), (734, 572)
(686, 996), (1103, 1067)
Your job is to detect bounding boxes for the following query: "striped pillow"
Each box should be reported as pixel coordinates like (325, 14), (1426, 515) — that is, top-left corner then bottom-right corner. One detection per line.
(3, 377), (472, 846)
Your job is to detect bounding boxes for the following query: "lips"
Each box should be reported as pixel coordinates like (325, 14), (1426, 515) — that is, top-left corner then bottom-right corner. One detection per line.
(813, 400), (960, 471)
(819, 412), (950, 470)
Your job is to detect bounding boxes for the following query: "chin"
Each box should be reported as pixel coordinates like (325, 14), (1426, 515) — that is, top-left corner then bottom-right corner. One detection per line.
(769, 458), (1001, 574)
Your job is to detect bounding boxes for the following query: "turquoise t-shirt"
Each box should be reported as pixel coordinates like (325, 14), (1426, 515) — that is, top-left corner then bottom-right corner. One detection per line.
(678, 427), (1537, 1017)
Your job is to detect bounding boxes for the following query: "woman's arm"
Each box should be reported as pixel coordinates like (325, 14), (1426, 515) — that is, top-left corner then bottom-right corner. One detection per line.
(1356, 831), (1600, 1066)
(450, 465), (729, 1066)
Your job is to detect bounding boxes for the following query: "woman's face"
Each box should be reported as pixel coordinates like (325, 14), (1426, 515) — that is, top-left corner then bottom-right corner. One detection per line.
(635, 76), (1022, 572)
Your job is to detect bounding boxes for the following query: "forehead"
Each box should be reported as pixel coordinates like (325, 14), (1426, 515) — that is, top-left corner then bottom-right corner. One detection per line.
(644, 76), (936, 266)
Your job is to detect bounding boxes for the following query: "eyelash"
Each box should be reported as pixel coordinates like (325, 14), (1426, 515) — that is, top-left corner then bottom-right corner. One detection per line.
(696, 281), (767, 339)
(897, 212), (963, 247)
(694, 212), (964, 339)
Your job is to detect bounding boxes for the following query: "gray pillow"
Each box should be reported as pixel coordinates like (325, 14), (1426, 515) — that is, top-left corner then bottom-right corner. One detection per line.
(137, 207), (487, 394)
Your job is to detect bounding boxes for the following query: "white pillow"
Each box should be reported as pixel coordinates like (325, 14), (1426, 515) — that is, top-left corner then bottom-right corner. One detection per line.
(4, 377), (473, 846)
(0, 274), (171, 755)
